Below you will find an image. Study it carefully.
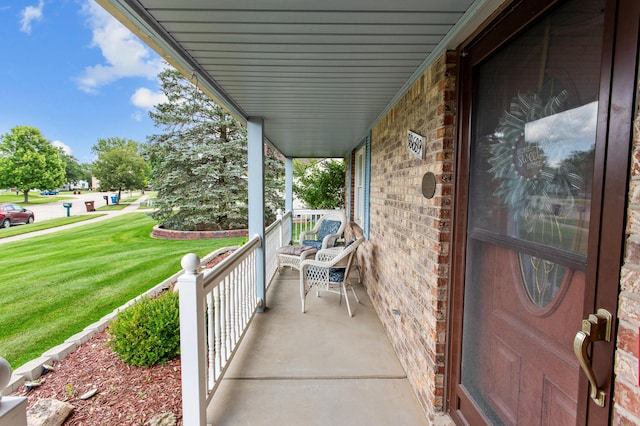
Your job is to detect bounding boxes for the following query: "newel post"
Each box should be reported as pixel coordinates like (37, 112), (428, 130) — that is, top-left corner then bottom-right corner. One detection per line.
(0, 357), (27, 426)
(178, 253), (207, 426)
(276, 209), (284, 248)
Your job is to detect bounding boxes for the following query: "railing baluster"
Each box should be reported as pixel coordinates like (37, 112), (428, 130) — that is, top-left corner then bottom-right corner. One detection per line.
(214, 285), (221, 381)
(206, 291), (214, 389)
(232, 269), (238, 346)
(224, 276), (231, 364)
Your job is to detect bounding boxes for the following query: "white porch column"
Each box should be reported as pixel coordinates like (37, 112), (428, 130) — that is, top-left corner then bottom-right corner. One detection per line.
(248, 117), (266, 312)
(285, 157), (293, 213)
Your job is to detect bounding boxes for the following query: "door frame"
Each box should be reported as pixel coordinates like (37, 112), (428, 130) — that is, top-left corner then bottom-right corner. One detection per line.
(447, 0), (639, 424)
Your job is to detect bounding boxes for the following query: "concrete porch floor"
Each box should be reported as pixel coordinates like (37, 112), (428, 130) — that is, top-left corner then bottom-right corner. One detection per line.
(206, 268), (429, 425)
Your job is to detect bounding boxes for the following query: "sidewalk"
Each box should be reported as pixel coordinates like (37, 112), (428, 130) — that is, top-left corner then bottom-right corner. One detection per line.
(0, 193), (149, 245)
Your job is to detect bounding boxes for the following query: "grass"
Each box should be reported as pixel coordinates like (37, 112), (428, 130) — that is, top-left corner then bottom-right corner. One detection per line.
(0, 212), (245, 368)
(0, 191), (74, 205)
(97, 203), (130, 211)
(0, 215), (106, 239)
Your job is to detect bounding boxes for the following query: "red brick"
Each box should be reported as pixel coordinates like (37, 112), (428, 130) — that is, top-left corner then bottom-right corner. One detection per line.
(617, 323), (639, 354)
(614, 380), (640, 419)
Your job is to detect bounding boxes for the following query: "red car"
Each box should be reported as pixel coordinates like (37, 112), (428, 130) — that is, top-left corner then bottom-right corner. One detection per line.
(0, 203), (35, 228)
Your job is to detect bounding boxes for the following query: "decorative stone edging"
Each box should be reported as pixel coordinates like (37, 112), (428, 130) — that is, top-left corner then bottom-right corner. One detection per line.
(1, 246), (237, 396)
(151, 225), (248, 240)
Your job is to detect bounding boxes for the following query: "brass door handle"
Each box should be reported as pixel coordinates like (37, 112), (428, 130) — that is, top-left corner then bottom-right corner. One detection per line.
(573, 308), (612, 407)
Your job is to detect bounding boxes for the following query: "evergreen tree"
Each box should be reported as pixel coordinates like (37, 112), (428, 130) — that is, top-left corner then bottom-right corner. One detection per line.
(146, 68), (283, 231)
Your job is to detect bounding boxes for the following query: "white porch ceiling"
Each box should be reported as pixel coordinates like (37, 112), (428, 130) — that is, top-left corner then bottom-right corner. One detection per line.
(98, 0), (503, 158)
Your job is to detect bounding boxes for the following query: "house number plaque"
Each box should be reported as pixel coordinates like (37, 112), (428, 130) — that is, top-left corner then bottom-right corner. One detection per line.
(407, 130), (425, 159)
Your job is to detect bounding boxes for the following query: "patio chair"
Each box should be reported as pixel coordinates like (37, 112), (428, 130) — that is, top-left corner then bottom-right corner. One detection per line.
(299, 210), (346, 250)
(300, 236), (365, 317)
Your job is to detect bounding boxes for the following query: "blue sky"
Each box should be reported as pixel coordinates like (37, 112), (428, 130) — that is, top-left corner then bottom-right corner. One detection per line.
(0, 1), (168, 163)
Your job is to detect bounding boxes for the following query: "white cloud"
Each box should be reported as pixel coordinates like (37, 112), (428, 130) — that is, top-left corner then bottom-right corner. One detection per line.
(52, 140), (72, 155)
(131, 110), (143, 122)
(131, 87), (167, 110)
(76, 1), (165, 93)
(20, 1), (44, 34)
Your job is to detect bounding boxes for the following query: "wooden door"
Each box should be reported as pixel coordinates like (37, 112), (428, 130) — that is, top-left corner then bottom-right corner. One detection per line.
(449, 0), (639, 424)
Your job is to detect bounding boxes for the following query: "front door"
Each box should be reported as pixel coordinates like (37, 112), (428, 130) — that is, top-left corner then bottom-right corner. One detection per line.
(450, 0), (638, 424)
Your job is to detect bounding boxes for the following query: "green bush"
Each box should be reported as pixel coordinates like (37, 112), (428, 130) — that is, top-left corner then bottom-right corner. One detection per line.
(108, 290), (180, 366)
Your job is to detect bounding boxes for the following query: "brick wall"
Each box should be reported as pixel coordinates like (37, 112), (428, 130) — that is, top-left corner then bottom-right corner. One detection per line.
(614, 71), (640, 425)
(360, 51), (456, 420)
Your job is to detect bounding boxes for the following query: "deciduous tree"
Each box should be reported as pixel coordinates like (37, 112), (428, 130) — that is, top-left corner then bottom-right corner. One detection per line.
(293, 159), (345, 209)
(58, 149), (91, 188)
(0, 125), (66, 202)
(91, 137), (149, 203)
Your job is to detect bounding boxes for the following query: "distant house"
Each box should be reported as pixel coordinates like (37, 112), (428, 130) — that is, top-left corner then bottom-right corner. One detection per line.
(62, 180), (89, 191)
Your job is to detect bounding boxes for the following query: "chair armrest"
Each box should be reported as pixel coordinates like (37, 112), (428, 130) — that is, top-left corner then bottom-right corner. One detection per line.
(301, 259), (331, 269)
(299, 230), (317, 241)
(320, 233), (341, 249)
(315, 247), (342, 262)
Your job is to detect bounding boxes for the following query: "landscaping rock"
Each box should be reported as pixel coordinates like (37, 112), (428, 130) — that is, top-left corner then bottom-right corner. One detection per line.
(148, 411), (177, 426)
(26, 398), (73, 426)
(78, 388), (97, 400)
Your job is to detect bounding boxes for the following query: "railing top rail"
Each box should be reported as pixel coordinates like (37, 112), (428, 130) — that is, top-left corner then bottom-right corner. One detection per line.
(292, 209), (342, 216)
(202, 235), (261, 288)
(266, 218), (281, 234)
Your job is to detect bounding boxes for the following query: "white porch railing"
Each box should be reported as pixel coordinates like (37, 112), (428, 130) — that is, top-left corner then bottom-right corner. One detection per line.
(178, 209), (332, 425)
(178, 236), (261, 425)
(265, 209), (292, 286)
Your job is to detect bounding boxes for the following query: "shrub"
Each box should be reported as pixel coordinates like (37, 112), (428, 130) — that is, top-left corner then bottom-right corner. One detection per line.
(108, 290), (180, 367)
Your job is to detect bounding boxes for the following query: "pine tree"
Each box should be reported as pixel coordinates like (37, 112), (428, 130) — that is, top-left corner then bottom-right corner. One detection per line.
(146, 68), (283, 231)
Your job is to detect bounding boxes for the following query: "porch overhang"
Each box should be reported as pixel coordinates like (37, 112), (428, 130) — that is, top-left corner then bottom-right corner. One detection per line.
(96, 0), (505, 158)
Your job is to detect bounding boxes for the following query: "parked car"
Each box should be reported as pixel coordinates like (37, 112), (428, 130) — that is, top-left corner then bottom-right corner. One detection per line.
(0, 203), (35, 228)
(39, 190), (59, 195)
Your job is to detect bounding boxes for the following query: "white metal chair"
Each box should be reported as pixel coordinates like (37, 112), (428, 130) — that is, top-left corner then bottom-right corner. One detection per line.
(299, 210), (346, 250)
(299, 236), (365, 317)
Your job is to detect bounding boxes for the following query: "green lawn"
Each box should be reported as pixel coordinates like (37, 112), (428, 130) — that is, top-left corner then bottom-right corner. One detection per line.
(0, 212), (244, 368)
(97, 203), (130, 211)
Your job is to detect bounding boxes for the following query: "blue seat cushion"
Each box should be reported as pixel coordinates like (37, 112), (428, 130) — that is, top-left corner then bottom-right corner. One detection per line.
(329, 267), (346, 282)
(317, 219), (341, 241)
(305, 267), (346, 282)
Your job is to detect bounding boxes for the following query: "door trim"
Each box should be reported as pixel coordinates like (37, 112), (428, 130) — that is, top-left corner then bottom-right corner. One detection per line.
(447, 0), (638, 424)
(587, 0), (639, 422)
